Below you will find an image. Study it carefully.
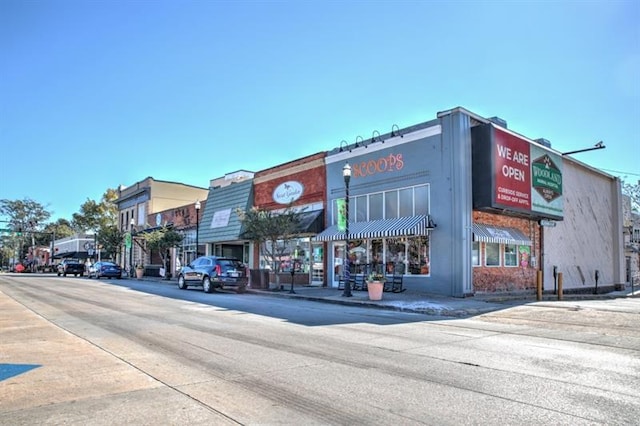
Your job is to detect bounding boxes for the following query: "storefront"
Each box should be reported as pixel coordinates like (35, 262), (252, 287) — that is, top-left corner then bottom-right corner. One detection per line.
(252, 153), (327, 286)
(197, 171), (254, 266)
(315, 124), (441, 292)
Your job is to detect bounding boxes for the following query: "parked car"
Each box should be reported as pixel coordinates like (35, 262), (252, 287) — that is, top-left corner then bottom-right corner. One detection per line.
(177, 256), (248, 293)
(88, 261), (122, 279)
(57, 259), (85, 277)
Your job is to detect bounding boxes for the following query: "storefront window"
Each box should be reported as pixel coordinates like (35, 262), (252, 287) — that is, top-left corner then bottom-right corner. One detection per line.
(472, 241), (480, 266)
(261, 238), (311, 273)
(349, 239), (366, 273)
(504, 244), (518, 267)
(371, 239), (383, 273)
(385, 237), (406, 274)
(355, 195), (367, 222)
(369, 193), (383, 220)
(408, 236), (430, 275)
(399, 188), (413, 217)
(385, 191), (398, 219)
(414, 185), (429, 215)
(485, 243), (500, 266)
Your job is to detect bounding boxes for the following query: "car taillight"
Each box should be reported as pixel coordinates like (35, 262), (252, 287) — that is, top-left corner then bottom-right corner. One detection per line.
(215, 264), (222, 276)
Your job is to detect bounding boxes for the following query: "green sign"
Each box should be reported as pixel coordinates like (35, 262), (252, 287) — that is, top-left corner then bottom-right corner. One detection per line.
(125, 232), (132, 249)
(337, 199), (346, 232)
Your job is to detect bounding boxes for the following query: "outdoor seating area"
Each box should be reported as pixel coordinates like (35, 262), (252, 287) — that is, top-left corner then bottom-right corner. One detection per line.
(338, 262), (406, 293)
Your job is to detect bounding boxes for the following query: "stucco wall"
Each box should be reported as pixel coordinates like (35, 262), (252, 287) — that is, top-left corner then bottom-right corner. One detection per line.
(543, 160), (623, 291)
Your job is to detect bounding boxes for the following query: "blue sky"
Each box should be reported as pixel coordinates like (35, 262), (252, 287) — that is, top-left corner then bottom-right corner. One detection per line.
(1, 0), (638, 223)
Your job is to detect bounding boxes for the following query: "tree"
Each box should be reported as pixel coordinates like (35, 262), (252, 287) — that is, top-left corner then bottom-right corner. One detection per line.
(72, 188), (119, 232)
(71, 188), (120, 261)
(622, 179), (640, 212)
(237, 206), (303, 289)
(97, 224), (125, 262)
(0, 198), (51, 264)
(0, 198), (51, 232)
(144, 225), (184, 280)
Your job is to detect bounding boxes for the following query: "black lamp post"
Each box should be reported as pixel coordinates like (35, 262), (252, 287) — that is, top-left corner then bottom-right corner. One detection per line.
(129, 218), (135, 276)
(195, 200), (201, 258)
(342, 162), (352, 297)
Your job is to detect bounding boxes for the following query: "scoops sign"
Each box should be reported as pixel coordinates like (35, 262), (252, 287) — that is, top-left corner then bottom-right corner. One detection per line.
(472, 124), (563, 220)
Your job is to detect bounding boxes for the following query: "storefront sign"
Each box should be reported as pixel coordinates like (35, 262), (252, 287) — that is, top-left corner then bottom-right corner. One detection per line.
(471, 124), (564, 220)
(273, 181), (304, 204)
(495, 130), (531, 209)
(352, 153), (404, 178)
(211, 209), (231, 228)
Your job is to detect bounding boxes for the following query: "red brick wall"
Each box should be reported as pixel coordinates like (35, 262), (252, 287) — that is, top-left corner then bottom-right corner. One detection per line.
(472, 211), (540, 293)
(253, 153), (326, 210)
(147, 201), (204, 230)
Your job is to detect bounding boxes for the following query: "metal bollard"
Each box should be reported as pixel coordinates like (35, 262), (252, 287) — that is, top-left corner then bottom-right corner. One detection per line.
(557, 272), (563, 301)
(536, 270), (543, 301)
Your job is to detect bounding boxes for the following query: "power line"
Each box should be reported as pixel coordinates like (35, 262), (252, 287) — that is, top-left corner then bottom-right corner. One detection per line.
(599, 169), (640, 177)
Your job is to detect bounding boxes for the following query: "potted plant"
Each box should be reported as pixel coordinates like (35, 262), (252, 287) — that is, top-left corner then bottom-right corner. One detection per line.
(135, 264), (144, 279)
(367, 272), (385, 301)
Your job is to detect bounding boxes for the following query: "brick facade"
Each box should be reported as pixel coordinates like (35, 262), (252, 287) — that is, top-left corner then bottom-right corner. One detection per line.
(472, 211), (540, 292)
(253, 152), (326, 210)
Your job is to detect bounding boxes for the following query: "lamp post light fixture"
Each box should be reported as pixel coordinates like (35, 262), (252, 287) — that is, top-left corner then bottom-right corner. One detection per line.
(129, 218), (135, 277)
(342, 162), (353, 297)
(195, 200), (201, 258)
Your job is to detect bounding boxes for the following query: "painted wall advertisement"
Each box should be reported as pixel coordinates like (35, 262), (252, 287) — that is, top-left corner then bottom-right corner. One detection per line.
(472, 124), (564, 220)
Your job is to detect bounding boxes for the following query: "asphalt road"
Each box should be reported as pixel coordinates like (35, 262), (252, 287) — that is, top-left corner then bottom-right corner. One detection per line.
(1, 274), (639, 425)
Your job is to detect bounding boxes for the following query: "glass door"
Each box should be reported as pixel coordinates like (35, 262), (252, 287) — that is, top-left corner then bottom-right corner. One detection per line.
(333, 242), (346, 288)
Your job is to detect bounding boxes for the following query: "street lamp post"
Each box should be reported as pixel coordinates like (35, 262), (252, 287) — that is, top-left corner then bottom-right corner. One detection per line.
(195, 200), (201, 258)
(129, 218), (135, 277)
(342, 162), (353, 297)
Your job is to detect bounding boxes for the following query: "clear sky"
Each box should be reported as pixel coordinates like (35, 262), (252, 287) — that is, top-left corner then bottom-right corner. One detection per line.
(1, 0), (638, 223)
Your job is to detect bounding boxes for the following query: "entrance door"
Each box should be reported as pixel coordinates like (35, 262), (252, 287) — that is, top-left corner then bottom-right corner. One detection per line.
(311, 243), (324, 286)
(333, 242), (346, 288)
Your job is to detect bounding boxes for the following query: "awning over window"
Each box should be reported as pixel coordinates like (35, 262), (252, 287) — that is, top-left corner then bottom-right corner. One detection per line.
(313, 215), (433, 242)
(295, 210), (324, 235)
(472, 223), (532, 246)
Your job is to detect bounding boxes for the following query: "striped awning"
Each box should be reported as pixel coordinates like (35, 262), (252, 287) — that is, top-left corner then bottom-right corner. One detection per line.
(313, 215), (433, 241)
(472, 223), (532, 246)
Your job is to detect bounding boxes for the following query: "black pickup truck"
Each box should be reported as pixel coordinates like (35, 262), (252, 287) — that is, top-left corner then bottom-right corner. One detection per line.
(57, 259), (86, 277)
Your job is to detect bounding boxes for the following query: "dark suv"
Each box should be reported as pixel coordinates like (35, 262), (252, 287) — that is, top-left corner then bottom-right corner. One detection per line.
(177, 256), (248, 293)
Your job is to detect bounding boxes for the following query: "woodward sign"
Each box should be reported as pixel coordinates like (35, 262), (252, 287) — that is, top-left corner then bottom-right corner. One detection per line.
(471, 124), (563, 220)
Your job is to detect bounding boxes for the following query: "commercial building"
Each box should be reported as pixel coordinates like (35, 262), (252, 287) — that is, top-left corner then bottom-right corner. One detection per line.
(314, 107), (624, 297)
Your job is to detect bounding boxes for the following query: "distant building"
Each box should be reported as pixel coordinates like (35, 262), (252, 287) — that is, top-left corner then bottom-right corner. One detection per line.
(114, 177), (208, 273)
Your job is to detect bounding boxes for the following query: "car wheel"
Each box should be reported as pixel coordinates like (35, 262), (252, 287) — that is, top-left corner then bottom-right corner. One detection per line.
(57, 272), (61, 277)
(236, 284), (247, 294)
(203, 276), (213, 293)
(63, 273), (67, 277)
(177, 275), (187, 290)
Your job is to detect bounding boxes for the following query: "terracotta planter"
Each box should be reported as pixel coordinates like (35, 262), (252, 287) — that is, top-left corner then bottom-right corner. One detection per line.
(135, 268), (144, 279)
(367, 281), (384, 301)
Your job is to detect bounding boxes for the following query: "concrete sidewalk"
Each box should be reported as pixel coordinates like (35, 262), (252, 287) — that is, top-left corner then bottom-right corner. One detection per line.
(147, 275), (639, 318)
(243, 283), (639, 318)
